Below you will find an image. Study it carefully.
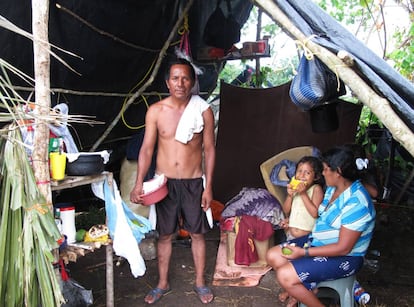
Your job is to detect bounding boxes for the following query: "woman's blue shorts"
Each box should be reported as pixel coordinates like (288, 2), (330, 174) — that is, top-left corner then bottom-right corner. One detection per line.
(283, 235), (364, 290)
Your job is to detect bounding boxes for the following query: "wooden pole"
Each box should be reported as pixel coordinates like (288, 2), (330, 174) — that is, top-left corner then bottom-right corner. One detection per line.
(106, 244), (114, 307)
(32, 0), (52, 206)
(255, 8), (262, 88)
(253, 0), (414, 158)
(90, 0), (195, 152)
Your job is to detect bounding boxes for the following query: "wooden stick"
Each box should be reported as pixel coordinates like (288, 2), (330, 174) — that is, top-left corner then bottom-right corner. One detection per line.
(56, 3), (160, 53)
(32, 0), (52, 206)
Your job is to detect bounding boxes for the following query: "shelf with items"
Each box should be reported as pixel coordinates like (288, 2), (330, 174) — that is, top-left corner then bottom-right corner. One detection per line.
(51, 171), (114, 307)
(196, 39), (271, 63)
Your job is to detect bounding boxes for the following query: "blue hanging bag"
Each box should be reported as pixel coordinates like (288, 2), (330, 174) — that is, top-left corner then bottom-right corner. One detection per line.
(289, 55), (346, 111)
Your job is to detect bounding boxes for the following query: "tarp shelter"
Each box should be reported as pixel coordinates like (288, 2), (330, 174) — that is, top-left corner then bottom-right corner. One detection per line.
(1, 0), (413, 201)
(0, 0), (252, 152)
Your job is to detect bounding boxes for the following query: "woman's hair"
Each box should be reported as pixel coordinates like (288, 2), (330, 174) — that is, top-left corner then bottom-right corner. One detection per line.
(343, 143), (379, 197)
(321, 146), (360, 181)
(296, 156), (324, 186)
(164, 58), (196, 81)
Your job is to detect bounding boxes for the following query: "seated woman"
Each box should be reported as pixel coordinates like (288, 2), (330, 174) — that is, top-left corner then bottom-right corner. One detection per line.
(266, 146), (376, 307)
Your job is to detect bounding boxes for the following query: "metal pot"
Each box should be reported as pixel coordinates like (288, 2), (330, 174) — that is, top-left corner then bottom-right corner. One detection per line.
(66, 154), (105, 176)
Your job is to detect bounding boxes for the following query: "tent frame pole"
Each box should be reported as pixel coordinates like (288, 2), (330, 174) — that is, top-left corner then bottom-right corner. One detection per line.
(32, 0), (52, 206)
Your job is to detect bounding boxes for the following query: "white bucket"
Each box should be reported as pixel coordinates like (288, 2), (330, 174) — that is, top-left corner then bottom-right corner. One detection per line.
(60, 206), (76, 243)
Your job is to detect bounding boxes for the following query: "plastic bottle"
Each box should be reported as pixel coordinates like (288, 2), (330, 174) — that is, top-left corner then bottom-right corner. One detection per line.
(353, 280), (370, 304)
(60, 206), (76, 244)
(54, 208), (62, 233)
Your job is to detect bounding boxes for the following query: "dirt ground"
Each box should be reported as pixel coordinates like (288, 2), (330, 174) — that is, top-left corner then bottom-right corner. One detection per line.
(67, 203), (414, 307)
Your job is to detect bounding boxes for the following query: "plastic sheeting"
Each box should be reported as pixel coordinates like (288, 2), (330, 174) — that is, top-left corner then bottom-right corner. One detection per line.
(213, 81), (362, 203)
(0, 0), (252, 148)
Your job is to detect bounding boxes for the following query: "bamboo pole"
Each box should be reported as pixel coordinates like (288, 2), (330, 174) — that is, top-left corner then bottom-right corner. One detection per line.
(90, 0), (194, 152)
(253, 0), (414, 158)
(32, 0), (52, 206)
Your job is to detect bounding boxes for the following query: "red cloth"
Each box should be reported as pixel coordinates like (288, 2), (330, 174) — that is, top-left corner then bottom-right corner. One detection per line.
(234, 215), (274, 265)
(220, 217), (236, 232)
(59, 259), (69, 281)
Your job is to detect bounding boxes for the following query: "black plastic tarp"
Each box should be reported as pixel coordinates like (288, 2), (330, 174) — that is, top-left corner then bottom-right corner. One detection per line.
(1, 0), (413, 146)
(274, 0), (414, 133)
(0, 0), (252, 149)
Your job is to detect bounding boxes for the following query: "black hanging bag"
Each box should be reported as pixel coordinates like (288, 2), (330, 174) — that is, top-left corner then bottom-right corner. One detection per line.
(203, 0), (241, 50)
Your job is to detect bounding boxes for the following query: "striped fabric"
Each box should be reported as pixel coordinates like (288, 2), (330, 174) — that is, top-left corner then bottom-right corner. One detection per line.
(311, 180), (376, 256)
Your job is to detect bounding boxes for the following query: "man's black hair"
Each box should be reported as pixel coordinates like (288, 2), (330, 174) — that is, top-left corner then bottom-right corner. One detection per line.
(164, 58), (196, 81)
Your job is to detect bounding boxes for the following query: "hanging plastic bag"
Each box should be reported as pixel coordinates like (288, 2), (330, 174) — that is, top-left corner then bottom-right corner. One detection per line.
(103, 179), (150, 277)
(61, 279), (94, 307)
(59, 260), (93, 307)
(289, 54), (346, 111)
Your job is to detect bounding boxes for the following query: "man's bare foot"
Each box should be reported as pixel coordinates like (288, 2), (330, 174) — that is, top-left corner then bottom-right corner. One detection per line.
(193, 285), (214, 304)
(144, 287), (171, 304)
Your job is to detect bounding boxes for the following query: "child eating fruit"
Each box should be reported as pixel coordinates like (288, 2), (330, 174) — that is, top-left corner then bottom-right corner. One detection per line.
(277, 156), (324, 304)
(279, 156), (324, 239)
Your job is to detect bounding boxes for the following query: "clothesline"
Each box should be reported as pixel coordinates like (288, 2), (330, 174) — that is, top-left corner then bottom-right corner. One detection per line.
(11, 85), (209, 98)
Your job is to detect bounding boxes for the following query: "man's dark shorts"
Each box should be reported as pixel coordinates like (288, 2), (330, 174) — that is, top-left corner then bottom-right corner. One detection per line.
(156, 177), (210, 236)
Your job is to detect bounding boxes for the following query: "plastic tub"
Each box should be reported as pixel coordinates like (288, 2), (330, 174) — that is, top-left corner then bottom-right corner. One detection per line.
(141, 177), (168, 206)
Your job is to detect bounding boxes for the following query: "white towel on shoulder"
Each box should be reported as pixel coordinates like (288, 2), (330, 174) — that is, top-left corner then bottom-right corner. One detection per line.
(175, 95), (210, 144)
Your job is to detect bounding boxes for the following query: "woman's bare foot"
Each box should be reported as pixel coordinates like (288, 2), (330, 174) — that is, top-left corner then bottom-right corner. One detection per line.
(286, 296), (298, 307)
(278, 291), (289, 303)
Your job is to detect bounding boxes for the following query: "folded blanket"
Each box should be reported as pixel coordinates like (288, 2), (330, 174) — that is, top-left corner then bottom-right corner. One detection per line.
(221, 187), (285, 227)
(175, 95), (210, 144)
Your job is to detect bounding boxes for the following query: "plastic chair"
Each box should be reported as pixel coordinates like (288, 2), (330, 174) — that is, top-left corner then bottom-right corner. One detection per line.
(260, 146), (317, 204)
(298, 275), (356, 307)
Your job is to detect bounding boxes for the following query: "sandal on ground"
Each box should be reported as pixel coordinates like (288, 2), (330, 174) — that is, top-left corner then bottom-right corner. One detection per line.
(193, 285), (214, 304)
(144, 287), (171, 304)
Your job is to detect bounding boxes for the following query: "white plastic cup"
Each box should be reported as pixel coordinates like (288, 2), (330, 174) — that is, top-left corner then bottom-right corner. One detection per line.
(60, 206), (76, 244)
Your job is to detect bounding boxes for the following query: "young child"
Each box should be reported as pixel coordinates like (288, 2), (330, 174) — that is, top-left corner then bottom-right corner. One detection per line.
(279, 156), (324, 239)
(278, 156), (324, 304)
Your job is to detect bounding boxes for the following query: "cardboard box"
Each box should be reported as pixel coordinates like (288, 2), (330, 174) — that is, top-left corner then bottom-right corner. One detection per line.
(226, 231), (274, 267)
(240, 40), (269, 57)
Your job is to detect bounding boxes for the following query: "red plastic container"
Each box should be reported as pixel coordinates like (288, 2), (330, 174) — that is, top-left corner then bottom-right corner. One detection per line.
(141, 177), (168, 206)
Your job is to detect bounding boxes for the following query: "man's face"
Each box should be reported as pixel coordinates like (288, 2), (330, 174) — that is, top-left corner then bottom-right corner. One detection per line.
(166, 64), (195, 99)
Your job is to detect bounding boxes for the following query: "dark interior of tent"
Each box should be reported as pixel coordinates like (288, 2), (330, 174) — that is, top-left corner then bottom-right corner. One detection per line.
(1, 0), (413, 206)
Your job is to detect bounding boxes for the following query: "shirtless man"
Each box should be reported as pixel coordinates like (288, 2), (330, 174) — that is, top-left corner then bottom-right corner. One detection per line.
(130, 58), (215, 304)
